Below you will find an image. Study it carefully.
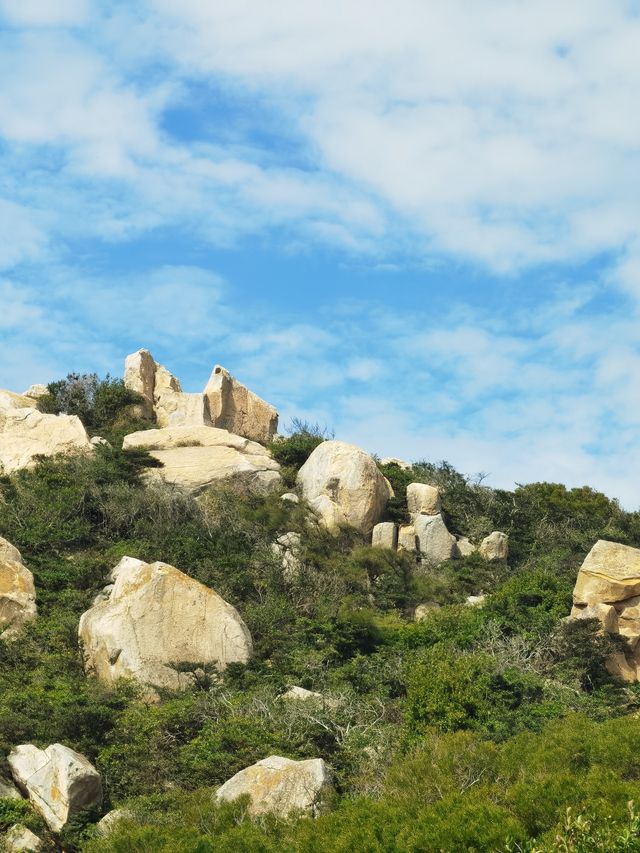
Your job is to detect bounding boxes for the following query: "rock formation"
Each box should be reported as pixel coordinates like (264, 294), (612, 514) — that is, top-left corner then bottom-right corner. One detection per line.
(297, 441), (393, 535)
(3, 824), (43, 851)
(372, 521), (398, 550)
(0, 397), (92, 474)
(8, 743), (102, 833)
(216, 755), (333, 818)
(570, 540), (640, 682)
(79, 557), (252, 692)
(122, 426), (281, 495)
(406, 483), (441, 515)
(204, 365), (278, 443)
(479, 531), (509, 561)
(271, 532), (303, 581)
(414, 512), (457, 565)
(0, 537), (37, 637)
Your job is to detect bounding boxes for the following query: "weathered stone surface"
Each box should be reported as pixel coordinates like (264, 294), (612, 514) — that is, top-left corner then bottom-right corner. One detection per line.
(280, 686), (340, 709)
(22, 385), (48, 400)
(0, 775), (21, 799)
(216, 756), (332, 818)
(308, 495), (349, 534)
(573, 540), (640, 605)
(95, 809), (133, 836)
(78, 557), (252, 692)
(297, 441), (393, 535)
(570, 602), (618, 634)
(371, 522), (398, 550)
(122, 426), (281, 495)
(0, 406), (92, 474)
(124, 349), (181, 420)
(397, 525), (417, 553)
(479, 531), (509, 562)
(455, 536), (477, 557)
(466, 594), (486, 607)
(272, 532), (302, 581)
(8, 744), (102, 833)
(4, 824), (43, 852)
(0, 391), (39, 411)
(281, 492), (299, 504)
(154, 390), (211, 429)
(380, 457), (411, 470)
(204, 365), (278, 444)
(0, 538), (36, 638)
(414, 513), (456, 565)
(406, 483), (441, 516)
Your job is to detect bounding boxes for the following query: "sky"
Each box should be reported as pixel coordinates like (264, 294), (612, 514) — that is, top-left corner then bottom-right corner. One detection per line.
(1, 1), (640, 505)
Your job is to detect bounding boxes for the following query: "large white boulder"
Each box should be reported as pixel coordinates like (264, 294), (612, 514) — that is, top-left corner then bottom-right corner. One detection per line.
(297, 441), (393, 535)
(4, 824), (43, 852)
(8, 744), (102, 833)
(0, 537), (36, 637)
(371, 522), (398, 550)
(78, 558), (252, 692)
(414, 513), (456, 565)
(0, 391), (38, 412)
(0, 404), (92, 474)
(122, 426), (281, 495)
(216, 755), (332, 818)
(204, 365), (278, 444)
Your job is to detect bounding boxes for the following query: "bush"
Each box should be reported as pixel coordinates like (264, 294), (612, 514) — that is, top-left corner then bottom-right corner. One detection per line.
(268, 419), (332, 472)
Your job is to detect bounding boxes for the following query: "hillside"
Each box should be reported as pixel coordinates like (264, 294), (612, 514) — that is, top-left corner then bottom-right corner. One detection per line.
(1, 354), (640, 852)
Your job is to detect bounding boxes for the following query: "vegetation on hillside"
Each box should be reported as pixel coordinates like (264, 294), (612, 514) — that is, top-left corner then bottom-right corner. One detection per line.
(1, 377), (640, 850)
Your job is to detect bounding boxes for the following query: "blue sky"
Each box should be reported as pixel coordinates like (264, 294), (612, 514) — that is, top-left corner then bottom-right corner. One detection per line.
(2, 1), (640, 504)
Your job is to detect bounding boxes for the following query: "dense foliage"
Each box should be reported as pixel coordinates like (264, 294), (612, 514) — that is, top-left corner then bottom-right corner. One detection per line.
(2, 389), (640, 850)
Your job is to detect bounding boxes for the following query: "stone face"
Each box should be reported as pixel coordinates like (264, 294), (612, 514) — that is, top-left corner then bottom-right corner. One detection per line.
(455, 536), (477, 558)
(204, 365), (278, 444)
(154, 390), (212, 429)
(0, 538), (37, 638)
(8, 744), (102, 833)
(479, 531), (509, 562)
(0, 405), (92, 474)
(216, 756), (332, 818)
(78, 558), (252, 692)
(414, 513), (456, 565)
(22, 385), (48, 400)
(397, 525), (417, 553)
(0, 775), (22, 799)
(4, 824), (43, 852)
(406, 483), (441, 516)
(272, 532), (303, 581)
(122, 426), (281, 495)
(371, 522), (398, 550)
(0, 391), (39, 411)
(570, 540), (640, 683)
(573, 540), (640, 605)
(95, 809), (133, 836)
(297, 441), (393, 535)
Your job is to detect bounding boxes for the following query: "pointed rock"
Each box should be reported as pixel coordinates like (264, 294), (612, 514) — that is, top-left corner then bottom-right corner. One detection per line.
(204, 365), (278, 444)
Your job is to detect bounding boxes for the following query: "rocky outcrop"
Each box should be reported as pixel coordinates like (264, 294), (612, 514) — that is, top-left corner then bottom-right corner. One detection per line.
(0, 401), (92, 474)
(414, 513), (456, 565)
(0, 537), (36, 637)
(4, 824), (43, 852)
(78, 557), (252, 693)
(154, 390), (211, 429)
(22, 385), (48, 400)
(455, 536), (477, 557)
(124, 349), (180, 420)
(372, 522), (398, 550)
(0, 391), (38, 411)
(297, 441), (393, 535)
(406, 483), (441, 516)
(8, 743), (102, 833)
(479, 531), (509, 562)
(571, 540), (640, 682)
(398, 524), (417, 553)
(122, 426), (281, 495)
(216, 755), (332, 818)
(272, 532), (302, 581)
(204, 365), (278, 443)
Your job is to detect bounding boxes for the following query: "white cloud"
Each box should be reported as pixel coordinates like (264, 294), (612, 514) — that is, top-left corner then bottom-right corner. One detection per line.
(0, 0), (88, 26)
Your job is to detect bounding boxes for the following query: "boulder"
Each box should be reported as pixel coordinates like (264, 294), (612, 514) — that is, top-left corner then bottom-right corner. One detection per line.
(455, 536), (477, 557)
(4, 825), (43, 852)
(122, 426), (281, 495)
(8, 743), (102, 833)
(272, 532), (302, 581)
(297, 441), (393, 535)
(479, 531), (508, 562)
(281, 492), (299, 504)
(573, 540), (640, 605)
(0, 538), (37, 637)
(570, 540), (640, 682)
(204, 365), (278, 444)
(466, 594), (486, 607)
(0, 405), (92, 474)
(78, 557), (252, 692)
(124, 348), (182, 420)
(406, 483), (441, 516)
(22, 385), (48, 400)
(414, 513), (456, 565)
(397, 524), (417, 553)
(371, 522), (398, 550)
(280, 686), (340, 709)
(216, 755), (332, 818)
(95, 808), (133, 836)
(308, 495), (349, 534)
(0, 391), (39, 411)
(154, 390), (211, 429)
